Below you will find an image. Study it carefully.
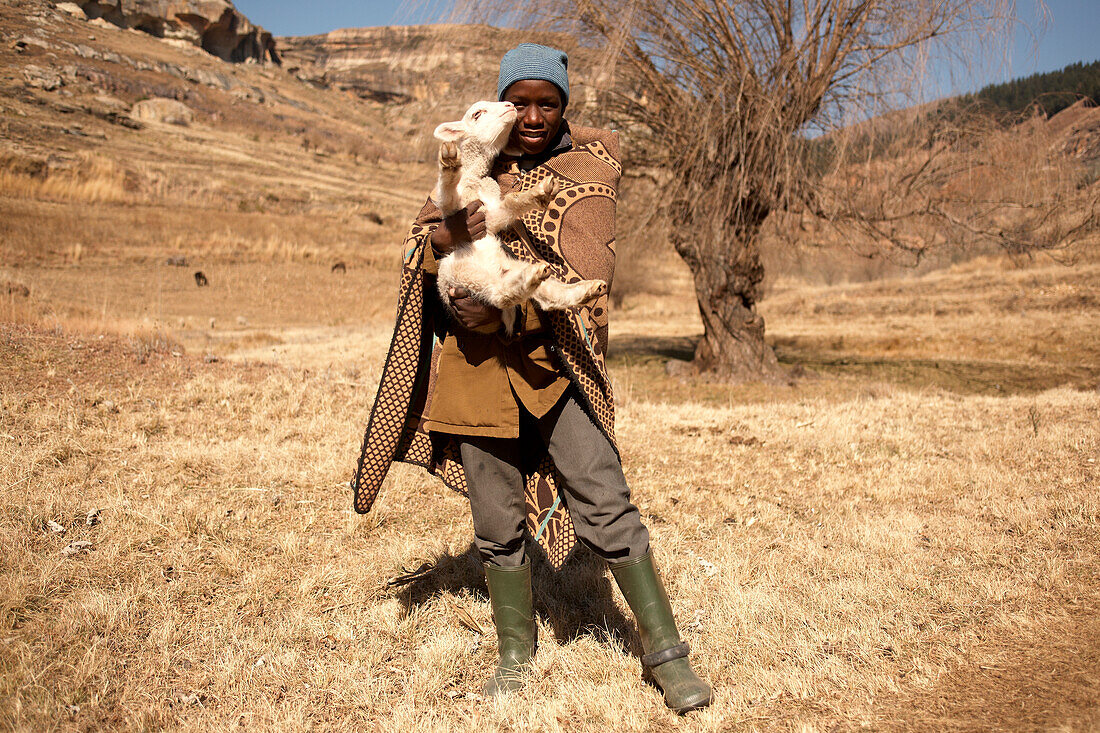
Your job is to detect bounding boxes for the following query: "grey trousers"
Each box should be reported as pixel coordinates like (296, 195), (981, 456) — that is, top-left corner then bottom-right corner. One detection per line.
(458, 389), (650, 567)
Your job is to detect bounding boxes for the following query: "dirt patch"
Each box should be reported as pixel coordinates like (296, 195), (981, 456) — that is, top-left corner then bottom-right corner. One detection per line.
(0, 323), (273, 397)
(872, 601), (1100, 731)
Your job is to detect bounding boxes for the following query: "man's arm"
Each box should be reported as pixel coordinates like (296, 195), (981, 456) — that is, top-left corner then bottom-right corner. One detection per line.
(429, 201), (486, 258)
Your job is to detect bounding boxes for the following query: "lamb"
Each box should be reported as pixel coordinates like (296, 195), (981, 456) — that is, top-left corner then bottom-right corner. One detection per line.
(430, 100), (606, 334)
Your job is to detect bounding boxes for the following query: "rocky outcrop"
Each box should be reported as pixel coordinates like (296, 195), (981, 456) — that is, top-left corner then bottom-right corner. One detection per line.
(23, 64), (64, 90)
(70, 1), (279, 64)
(277, 24), (606, 163)
(130, 97), (193, 125)
(278, 25), (589, 107)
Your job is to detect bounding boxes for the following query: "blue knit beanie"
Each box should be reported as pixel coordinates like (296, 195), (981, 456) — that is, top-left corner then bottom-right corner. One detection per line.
(497, 43), (569, 105)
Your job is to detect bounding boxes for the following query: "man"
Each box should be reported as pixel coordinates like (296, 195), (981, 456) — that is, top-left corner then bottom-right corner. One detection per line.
(353, 43), (712, 714)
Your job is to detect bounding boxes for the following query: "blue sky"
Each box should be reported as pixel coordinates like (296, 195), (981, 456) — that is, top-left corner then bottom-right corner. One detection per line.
(235, 0), (1100, 94)
(1004, 0), (1099, 82)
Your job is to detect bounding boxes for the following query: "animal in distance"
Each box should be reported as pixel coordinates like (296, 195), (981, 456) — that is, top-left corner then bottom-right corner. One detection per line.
(431, 100), (606, 334)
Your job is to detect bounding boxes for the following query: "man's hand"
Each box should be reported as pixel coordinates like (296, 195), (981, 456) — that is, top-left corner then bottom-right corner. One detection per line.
(431, 201), (486, 255)
(449, 286), (502, 333)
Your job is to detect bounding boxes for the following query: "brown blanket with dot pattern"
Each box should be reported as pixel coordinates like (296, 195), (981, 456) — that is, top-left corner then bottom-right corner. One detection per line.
(351, 125), (621, 569)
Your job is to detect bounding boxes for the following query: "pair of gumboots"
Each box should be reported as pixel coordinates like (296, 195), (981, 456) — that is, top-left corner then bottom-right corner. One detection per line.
(372, 44), (713, 714)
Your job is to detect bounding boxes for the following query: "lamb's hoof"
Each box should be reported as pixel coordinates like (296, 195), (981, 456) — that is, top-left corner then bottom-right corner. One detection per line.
(529, 263), (553, 287)
(584, 280), (607, 300)
(439, 141), (460, 169)
(534, 176), (559, 207)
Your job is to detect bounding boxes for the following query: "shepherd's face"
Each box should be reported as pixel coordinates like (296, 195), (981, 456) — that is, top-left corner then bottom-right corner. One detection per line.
(501, 79), (564, 156)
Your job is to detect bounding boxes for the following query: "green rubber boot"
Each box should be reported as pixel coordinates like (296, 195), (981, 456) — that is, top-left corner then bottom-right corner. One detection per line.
(482, 560), (536, 697)
(609, 551), (713, 714)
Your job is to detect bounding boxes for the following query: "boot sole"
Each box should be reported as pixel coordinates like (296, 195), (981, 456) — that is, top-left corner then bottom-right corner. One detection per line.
(670, 692), (713, 714)
(642, 669), (714, 714)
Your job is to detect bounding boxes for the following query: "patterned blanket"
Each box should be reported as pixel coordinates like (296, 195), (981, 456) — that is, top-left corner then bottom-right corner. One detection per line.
(352, 125), (622, 569)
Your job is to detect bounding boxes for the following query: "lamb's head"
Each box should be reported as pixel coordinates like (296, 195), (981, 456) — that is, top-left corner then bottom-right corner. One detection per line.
(433, 101), (517, 157)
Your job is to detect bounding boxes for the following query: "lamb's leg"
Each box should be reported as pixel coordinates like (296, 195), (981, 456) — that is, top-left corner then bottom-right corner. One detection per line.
(431, 141), (463, 216)
(531, 277), (607, 311)
(500, 306), (517, 335)
(494, 262), (553, 336)
(494, 259), (553, 309)
(486, 175), (559, 232)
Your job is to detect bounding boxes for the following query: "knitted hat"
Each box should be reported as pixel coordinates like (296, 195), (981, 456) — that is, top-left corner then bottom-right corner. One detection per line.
(497, 43), (569, 105)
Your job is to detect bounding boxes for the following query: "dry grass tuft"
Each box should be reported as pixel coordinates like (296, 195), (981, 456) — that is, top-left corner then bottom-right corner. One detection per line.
(126, 328), (183, 364)
(0, 152), (132, 204)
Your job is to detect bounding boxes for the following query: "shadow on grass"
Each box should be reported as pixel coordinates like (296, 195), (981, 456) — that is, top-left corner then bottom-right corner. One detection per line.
(607, 334), (697, 364)
(607, 332), (1100, 396)
(773, 340), (1100, 395)
(391, 541), (638, 652)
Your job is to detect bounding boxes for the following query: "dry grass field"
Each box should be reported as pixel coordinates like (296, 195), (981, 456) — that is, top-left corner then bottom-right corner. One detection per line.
(3, 243), (1099, 731)
(3, 2), (1100, 730)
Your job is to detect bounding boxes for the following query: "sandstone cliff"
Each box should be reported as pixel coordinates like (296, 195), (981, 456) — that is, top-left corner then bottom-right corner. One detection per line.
(69, 0), (278, 63)
(278, 25), (596, 110)
(275, 24), (608, 163)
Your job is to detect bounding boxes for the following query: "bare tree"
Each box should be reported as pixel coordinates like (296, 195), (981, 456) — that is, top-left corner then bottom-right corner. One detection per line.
(438, 0), (1094, 379)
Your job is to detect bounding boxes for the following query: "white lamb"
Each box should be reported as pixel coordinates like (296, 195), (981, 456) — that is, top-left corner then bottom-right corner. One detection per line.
(431, 100), (606, 334)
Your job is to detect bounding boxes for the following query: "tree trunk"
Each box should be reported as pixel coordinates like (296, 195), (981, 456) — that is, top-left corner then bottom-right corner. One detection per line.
(670, 206), (785, 381)
(687, 252), (783, 380)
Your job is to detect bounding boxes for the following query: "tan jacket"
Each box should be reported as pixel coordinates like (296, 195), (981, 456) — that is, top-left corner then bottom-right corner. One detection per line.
(418, 242), (570, 438)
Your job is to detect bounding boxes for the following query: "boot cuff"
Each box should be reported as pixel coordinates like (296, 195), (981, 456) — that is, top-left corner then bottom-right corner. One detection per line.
(607, 549), (653, 571)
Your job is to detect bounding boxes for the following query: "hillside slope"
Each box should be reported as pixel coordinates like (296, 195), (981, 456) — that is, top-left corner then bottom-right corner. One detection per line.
(0, 0), (435, 268)
(3, 0), (1096, 285)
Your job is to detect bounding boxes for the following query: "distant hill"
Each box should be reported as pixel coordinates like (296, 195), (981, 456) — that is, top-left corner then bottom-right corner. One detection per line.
(0, 0), (440, 268)
(277, 25), (585, 107)
(808, 58), (1100, 170)
(966, 59), (1100, 118)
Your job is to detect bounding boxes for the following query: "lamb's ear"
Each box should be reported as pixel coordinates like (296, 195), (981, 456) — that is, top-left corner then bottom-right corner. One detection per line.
(433, 121), (465, 142)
